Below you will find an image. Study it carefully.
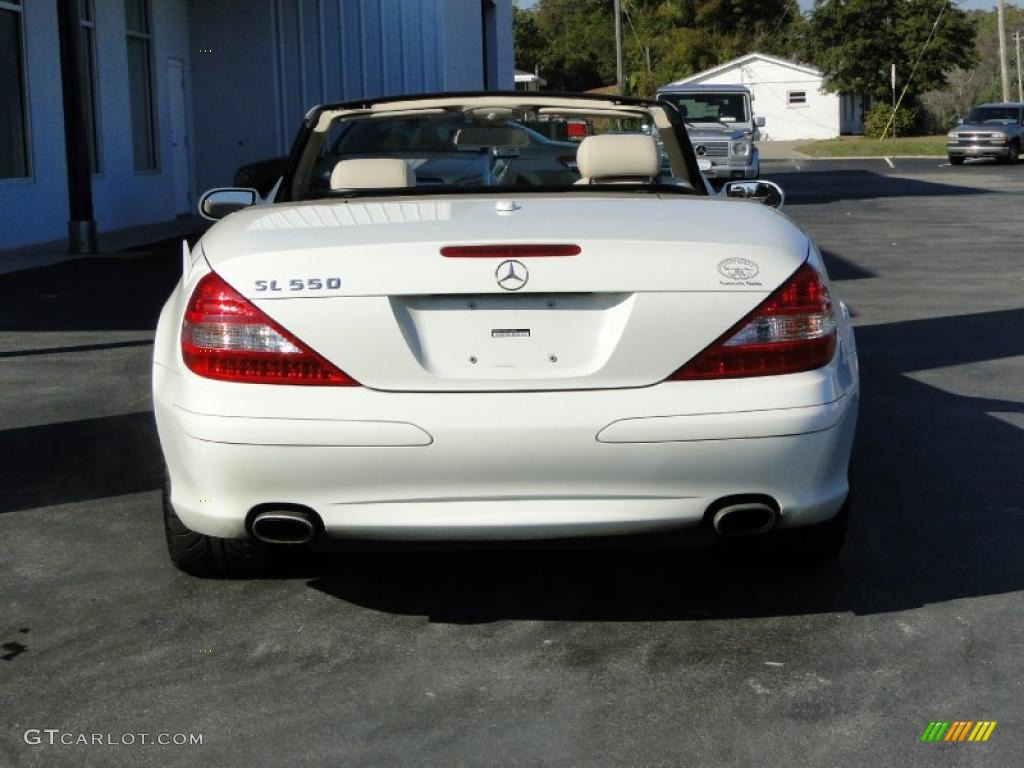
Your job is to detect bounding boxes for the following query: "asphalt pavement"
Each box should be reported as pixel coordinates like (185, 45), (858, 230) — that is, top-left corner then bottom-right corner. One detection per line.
(1, 159), (1023, 767)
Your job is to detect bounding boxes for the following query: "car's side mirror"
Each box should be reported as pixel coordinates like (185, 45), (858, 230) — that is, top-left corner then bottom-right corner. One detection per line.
(956, 116), (965, 125)
(723, 180), (784, 209)
(754, 116), (766, 128)
(199, 188), (259, 221)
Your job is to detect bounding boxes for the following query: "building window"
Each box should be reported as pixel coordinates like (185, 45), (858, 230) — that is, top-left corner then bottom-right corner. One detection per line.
(125, 0), (156, 171)
(788, 90), (807, 107)
(0, 0), (30, 179)
(81, 0), (101, 173)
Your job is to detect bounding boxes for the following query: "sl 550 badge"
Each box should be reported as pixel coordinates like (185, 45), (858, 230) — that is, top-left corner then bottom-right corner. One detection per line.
(254, 277), (341, 292)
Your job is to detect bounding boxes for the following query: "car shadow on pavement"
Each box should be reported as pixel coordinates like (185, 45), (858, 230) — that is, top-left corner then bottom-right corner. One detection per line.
(306, 306), (1024, 622)
(0, 239), (189, 332)
(0, 412), (163, 514)
(764, 170), (992, 205)
(0, 239), (183, 512)
(819, 249), (874, 282)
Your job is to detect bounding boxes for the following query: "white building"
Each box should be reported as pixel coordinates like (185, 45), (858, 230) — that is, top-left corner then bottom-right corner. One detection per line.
(0, 0), (513, 252)
(665, 52), (864, 141)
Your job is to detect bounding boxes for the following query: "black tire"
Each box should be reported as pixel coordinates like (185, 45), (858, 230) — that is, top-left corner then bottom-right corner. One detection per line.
(163, 470), (274, 577)
(1007, 141), (1020, 164)
(948, 156), (965, 166)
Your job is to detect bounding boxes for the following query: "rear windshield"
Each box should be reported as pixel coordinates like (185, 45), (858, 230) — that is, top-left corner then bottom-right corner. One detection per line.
(966, 106), (1022, 124)
(286, 105), (694, 201)
(659, 93), (749, 124)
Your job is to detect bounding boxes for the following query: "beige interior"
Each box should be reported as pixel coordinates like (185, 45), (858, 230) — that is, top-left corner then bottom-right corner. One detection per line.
(294, 95), (694, 196)
(575, 134), (659, 184)
(330, 158), (416, 190)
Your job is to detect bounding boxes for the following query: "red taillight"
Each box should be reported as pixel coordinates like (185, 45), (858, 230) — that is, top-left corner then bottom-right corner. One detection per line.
(181, 272), (358, 386)
(440, 244), (581, 258)
(669, 263), (837, 380)
(566, 121), (588, 139)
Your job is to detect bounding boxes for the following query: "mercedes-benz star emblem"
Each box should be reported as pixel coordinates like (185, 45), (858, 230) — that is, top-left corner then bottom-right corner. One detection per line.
(694, 144), (707, 156)
(495, 259), (529, 291)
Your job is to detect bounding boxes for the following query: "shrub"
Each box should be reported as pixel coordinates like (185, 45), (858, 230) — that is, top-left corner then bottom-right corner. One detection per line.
(862, 103), (918, 138)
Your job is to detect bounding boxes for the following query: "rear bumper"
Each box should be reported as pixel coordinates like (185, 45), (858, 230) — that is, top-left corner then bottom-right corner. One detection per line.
(155, 363), (858, 542)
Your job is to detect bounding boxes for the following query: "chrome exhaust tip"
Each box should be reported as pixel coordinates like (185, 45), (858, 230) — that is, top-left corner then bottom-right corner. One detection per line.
(250, 509), (317, 545)
(712, 502), (777, 537)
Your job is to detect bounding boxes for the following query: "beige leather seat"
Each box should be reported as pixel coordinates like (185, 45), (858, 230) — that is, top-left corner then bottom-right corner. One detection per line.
(575, 134), (659, 184)
(330, 158), (416, 191)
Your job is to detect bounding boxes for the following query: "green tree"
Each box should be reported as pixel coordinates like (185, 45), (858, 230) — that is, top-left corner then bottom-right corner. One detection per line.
(515, 0), (617, 92)
(965, 5), (1024, 103)
(621, 0), (803, 95)
(512, 0), (805, 95)
(512, 6), (545, 76)
(919, 5), (1024, 131)
(805, 0), (976, 103)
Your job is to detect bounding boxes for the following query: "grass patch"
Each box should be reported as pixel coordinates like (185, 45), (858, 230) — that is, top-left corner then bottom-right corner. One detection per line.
(795, 135), (947, 158)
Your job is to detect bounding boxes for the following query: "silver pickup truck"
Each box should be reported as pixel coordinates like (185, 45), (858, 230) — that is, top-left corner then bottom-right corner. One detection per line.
(947, 102), (1024, 165)
(655, 83), (763, 181)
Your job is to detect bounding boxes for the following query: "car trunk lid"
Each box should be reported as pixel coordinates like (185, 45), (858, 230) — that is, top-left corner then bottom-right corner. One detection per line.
(201, 196), (808, 391)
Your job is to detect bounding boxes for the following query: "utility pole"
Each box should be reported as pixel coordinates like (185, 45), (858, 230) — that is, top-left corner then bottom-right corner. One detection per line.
(614, 0), (625, 95)
(1015, 30), (1023, 102)
(997, 0), (1011, 102)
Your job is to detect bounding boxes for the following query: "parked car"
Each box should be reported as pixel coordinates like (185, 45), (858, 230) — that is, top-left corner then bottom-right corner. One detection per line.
(655, 83), (763, 180)
(156, 92), (858, 576)
(947, 102), (1024, 165)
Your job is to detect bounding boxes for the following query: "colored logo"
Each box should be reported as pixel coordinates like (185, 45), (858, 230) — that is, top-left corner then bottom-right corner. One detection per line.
(920, 721), (997, 743)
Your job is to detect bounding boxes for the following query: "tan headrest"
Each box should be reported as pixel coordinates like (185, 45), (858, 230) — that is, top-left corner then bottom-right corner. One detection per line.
(330, 158), (416, 190)
(575, 134), (659, 183)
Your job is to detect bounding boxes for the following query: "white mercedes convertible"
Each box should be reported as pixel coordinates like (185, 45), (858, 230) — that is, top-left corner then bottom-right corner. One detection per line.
(153, 93), (858, 576)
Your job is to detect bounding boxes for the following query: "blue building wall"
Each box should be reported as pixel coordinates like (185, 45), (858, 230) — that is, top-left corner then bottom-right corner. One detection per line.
(189, 0), (514, 194)
(1, 3), (72, 249)
(0, 0), (512, 252)
(89, 0), (194, 238)
(0, 0), (193, 251)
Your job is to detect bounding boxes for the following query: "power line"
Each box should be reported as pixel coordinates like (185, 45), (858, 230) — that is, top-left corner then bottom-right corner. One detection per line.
(881, 0), (950, 140)
(621, 1), (650, 74)
(767, 2), (793, 40)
